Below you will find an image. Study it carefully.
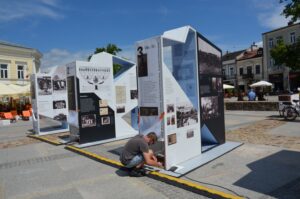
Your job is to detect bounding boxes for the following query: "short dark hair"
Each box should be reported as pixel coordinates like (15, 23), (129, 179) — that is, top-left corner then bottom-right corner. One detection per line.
(147, 132), (158, 143)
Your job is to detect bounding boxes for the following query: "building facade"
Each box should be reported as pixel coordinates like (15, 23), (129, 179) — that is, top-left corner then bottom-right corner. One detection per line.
(236, 46), (263, 92)
(0, 41), (42, 86)
(262, 22), (300, 92)
(222, 50), (244, 88)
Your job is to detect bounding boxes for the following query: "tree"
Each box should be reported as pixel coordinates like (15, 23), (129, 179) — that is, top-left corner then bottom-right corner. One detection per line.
(280, 0), (300, 23)
(88, 44), (122, 74)
(270, 0), (300, 70)
(88, 43), (122, 61)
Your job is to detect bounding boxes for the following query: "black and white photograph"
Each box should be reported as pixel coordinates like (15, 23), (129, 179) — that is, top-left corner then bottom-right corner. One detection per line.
(176, 104), (198, 128)
(201, 96), (220, 121)
(186, 130), (194, 138)
(53, 113), (67, 121)
(167, 117), (171, 126)
(168, 133), (177, 145)
(100, 108), (108, 115)
(212, 77), (217, 91)
(171, 115), (176, 125)
(37, 76), (52, 95)
(101, 116), (110, 125)
(99, 99), (108, 108)
(67, 76), (76, 111)
(53, 100), (66, 109)
(167, 104), (174, 113)
(140, 107), (158, 116)
(52, 77), (66, 92)
(116, 106), (125, 113)
(81, 114), (96, 128)
(130, 90), (138, 100)
(137, 54), (148, 77)
(198, 50), (221, 75)
(216, 77), (222, 92)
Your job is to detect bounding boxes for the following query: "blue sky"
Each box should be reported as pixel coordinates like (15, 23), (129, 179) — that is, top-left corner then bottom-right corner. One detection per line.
(0, 0), (290, 67)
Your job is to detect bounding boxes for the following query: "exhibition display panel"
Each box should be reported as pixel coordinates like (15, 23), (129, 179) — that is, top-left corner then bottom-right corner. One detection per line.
(67, 52), (138, 145)
(136, 26), (240, 174)
(31, 65), (69, 135)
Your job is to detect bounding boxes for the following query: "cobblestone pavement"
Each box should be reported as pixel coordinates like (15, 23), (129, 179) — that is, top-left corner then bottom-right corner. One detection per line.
(226, 118), (300, 151)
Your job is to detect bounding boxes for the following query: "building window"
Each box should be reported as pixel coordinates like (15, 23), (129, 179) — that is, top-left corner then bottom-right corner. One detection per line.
(290, 32), (296, 43)
(239, 68), (243, 75)
(269, 38), (273, 48)
(17, 65), (24, 79)
(247, 66), (252, 74)
(0, 64), (8, 78)
(276, 36), (283, 44)
(230, 67), (234, 76)
(222, 68), (225, 76)
(256, 65), (260, 74)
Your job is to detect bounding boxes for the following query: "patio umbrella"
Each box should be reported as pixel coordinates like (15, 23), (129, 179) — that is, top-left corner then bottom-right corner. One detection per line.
(8, 84), (30, 94)
(250, 81), (272, 88)
(0, 83), (19, 95)
(223, 84), (234, 89)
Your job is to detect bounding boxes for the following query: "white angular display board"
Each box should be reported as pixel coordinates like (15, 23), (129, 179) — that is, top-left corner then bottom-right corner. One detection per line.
(66, 52), (138, 145)
(31, 65), (69, 135)
(136, 26), (239, 174)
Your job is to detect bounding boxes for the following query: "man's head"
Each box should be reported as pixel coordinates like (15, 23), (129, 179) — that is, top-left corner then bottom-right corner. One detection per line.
(146, 132), (158, 145)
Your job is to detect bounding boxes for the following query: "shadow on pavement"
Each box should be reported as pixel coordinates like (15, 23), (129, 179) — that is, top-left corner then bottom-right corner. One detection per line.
(234, 150), (300, 198)
(115, 168), (130, 177)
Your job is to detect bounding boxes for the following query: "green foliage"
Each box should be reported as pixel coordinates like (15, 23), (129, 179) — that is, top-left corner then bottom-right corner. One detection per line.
(88, 43), (122, 61)
(271, 37), (300, 70)
(280, 0), (300, 23)
(88, 44), (123, 75)
(271, 0), (300, 70)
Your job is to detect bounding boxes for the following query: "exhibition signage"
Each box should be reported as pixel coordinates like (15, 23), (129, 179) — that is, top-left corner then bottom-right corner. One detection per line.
(31, 65), (69, 135)
(136, 26), (226, 171)
(67, 52), (138, 145)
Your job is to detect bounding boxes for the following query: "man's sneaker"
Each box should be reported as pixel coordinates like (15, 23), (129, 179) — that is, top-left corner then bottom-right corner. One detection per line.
(136, 168), (147, 176)
(129, 169), (144, 177)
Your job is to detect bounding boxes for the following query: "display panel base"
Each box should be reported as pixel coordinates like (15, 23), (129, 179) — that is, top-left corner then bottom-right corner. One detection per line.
(146, 141), (242, 177)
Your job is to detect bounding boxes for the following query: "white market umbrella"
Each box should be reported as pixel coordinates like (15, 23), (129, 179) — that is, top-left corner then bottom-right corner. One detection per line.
(250, 81), (272, 88)
(7, 84), (30, 95)
(223, 84), (234, 89)
(0, 83), (19, 95)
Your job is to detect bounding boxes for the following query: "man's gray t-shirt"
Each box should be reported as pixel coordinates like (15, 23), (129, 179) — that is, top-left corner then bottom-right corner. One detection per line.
(120, 135), (149, 165)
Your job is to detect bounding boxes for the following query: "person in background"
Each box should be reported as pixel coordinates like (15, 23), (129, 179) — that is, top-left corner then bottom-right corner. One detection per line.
(120, 132), (163, 177)
(248, 89), (256, 101)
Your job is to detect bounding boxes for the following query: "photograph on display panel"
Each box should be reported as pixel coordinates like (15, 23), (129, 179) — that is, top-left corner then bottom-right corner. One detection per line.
(201, 96), (220, 121)
(53, 100), (66, 109)
(186, 129), (194, 138)
(130, 90), (138, 100)
(67, 76), (76, 111)
(81, 114), (96, 128)
(176, 103), (198, 128)
(168, 133), (177, 145)
(137, 52), (148, 77)
(37, 76), (52, 95)
(198, 37), (222, 75)
(101, 116), (111, 125)
(52, 67), (67, 93)
(116, 106), (125, 113)
(140, 107), (159, 116)
(99, 108), (108, 116)
(53, 113), (67, 121)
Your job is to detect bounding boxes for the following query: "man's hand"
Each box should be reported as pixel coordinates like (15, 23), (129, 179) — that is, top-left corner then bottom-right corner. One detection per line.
(157, 162), (163, 168)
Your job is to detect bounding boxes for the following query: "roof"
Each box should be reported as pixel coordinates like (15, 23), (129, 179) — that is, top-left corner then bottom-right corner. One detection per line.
(262, 22), (300, 35)
(222, 50), (245, 61)
(237, 48), (263, 61)
(0, 40), (42, 57)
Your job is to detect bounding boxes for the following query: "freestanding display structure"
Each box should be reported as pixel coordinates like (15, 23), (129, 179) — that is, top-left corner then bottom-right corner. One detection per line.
(31, 65), (69, 135)
(66, 52), (138, 146)
(136, 26), (240, 175)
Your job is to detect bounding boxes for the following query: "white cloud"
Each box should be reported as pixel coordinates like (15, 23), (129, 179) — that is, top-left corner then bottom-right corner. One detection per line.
(258, 5), (290, 29)
(41, 48), (91, 68)
(0, 0), (63, 23)
(255, 41), (263, 47)
(253, 0), (291, 29)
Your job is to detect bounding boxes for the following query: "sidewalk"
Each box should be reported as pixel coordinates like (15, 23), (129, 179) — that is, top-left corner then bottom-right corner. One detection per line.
(0, 111), (299, 198)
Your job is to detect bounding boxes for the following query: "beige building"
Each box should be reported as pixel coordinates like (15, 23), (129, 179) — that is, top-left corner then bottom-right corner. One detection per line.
(0, 41), (42, 86)
(262, 22), (300, 92)
(222, 50), (244, 88)
(236, 45), (263, 92)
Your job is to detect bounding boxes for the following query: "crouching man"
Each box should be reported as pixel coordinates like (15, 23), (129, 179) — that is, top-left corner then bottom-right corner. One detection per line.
(120, 132), (163, 177)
